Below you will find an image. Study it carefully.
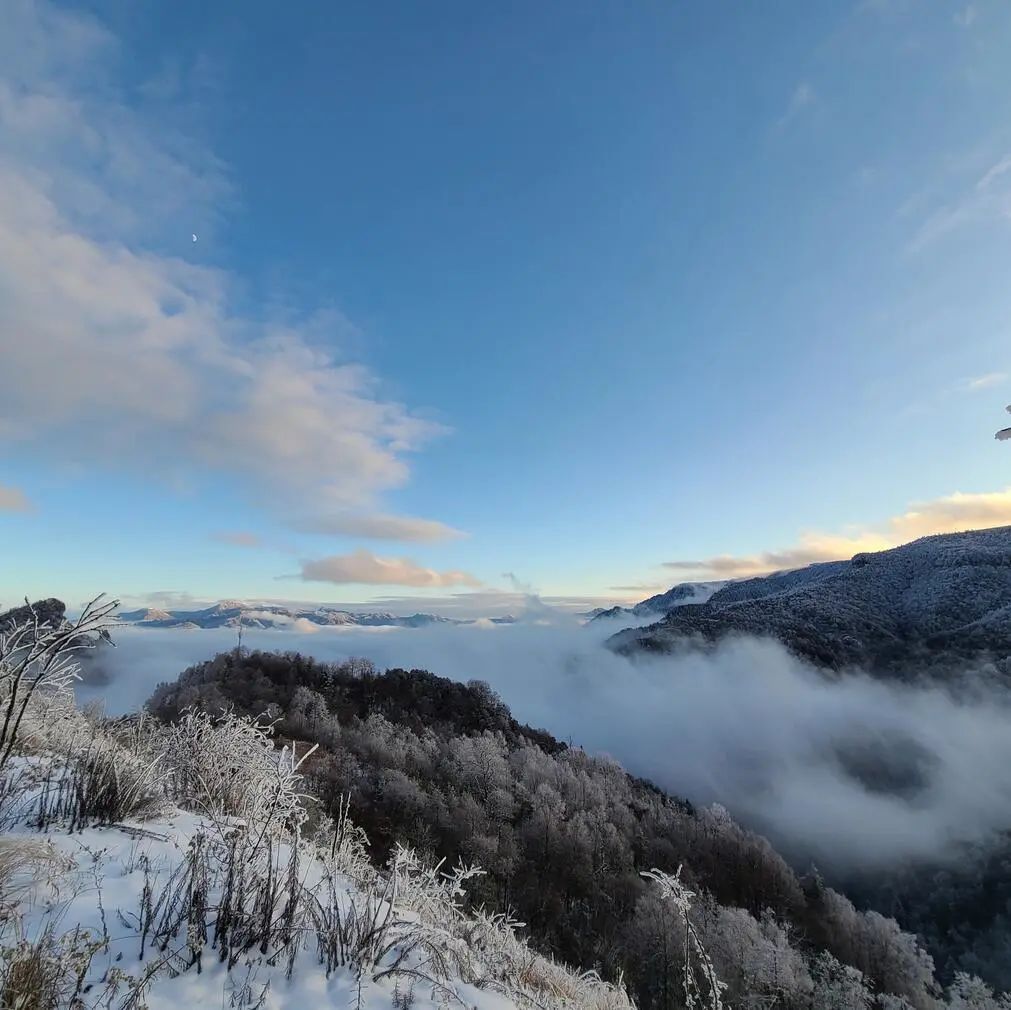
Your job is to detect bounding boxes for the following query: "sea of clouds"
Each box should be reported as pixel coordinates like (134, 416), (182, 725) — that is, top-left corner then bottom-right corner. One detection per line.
(81, 612), (1011, 873)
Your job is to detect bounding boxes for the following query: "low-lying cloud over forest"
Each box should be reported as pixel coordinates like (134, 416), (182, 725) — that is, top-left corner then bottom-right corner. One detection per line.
(86, 614), (1011, 873)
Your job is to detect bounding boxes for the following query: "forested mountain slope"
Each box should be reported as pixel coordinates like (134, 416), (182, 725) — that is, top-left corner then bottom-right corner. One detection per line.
(147, 649), (964, 1009)
(608, 526), (1011, 678)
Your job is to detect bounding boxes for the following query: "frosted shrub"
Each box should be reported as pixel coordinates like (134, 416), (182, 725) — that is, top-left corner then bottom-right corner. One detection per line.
(311, 793), (376, 888)
(0, 838), (72, 915)
(162, 708), (316, 838)
(641, 866), (727, 1010)
(35, 729), (166, 830)
(0, 921), (101, 1009)
(0, 595), (118, 774)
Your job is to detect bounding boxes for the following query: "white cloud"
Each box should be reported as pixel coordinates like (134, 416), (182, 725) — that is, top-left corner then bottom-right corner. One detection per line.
(293, 513), (467, 542)
(888, 488), (1011, 538)
(976, 154), (1011, 192)
(961, 372), (1007, 391)
(776, 82), (817, 129)
(211, 531), (263, 548)
(662, 533), (889, 580)
(608, 583), (667, 594)
(87, 622), (1011, 870)
(127, 590), (206, 611)
(0, 1), (448, 519)
(954, 4), (978, 28)
(908, 151), (1011, 252)
(298, 549), (481, 588)
(338, 590), (624, 618)
(0, 484), (33, 513)
(662, 487), (1011, 579)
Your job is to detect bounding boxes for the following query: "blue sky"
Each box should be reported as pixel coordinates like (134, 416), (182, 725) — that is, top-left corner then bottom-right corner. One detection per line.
(2, 0), (1010, 614)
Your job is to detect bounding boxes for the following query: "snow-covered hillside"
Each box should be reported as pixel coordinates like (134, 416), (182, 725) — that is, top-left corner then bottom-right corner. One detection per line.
(1, 787), (518, 1010)
(0, 724), (647, 1010)
(588, 581), (724, 623)
(609, 526), (1011, 678)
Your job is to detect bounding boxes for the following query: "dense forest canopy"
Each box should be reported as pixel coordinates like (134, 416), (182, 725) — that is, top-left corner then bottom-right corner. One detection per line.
(147, 648), (979, 1010)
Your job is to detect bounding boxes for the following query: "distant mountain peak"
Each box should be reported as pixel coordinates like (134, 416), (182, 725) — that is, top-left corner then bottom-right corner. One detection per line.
(587, 581), (723, 624)
(114, 600), (486, 631)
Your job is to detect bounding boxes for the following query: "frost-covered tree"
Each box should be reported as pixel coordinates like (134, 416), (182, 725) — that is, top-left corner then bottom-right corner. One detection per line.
(693, 898), (812, 1009)
(810, 950), (872, 1010)
(640, 866), (727, 1010)
(288, 685), (331, 739)
(860, 910), (939, 1009)
(0, 594), (118, 772)
(947, 972), (1011, 1010)
(448, 732), (512, 802)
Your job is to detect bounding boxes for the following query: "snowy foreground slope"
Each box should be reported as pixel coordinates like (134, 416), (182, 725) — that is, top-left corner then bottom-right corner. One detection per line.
(609, 526), (1011, 678)
(0, 705), (665, 1010)
(2, 797), (512, 1010)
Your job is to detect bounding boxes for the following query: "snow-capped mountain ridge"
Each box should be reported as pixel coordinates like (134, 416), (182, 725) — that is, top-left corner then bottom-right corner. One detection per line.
(117, 602), (514, 630)
(587, 581), (724, 623)
(609, 525), (1011, 679)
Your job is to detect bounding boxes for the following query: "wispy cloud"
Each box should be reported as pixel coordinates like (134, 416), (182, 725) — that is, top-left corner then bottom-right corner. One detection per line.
(130, 590), (205, 611)
(0, 1), (452, 525)
(0, 484), (33, 513)
(776, 82), (817, 129)
(959, 372), (1007, 392)
(908, 151), (1011, 252)
(662, 534), (888, 580)
(293, 513), (467, 542)
(297, 549), (481, 588)
(857, 0), (916, 16)
(661, 487), (1011, 579)
(954, 4), (978, 28)
(212, 531), (263, 548)
(976, 154), (1011, 192)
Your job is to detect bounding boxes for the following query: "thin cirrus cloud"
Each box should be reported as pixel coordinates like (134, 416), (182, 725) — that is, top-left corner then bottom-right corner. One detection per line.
(0, 0), (449, 523)
(960, 371), (1007, 392)
(953, 4), (978, 28)
(211, 531), (263, 549)
(293, 513), (468, 542)
(0, 484), (33, 513)
(661, 487), (1011, 580)
(297, 549), (482, 588)
(908, 151), (1011, 252)
(776, 82), (817, 130)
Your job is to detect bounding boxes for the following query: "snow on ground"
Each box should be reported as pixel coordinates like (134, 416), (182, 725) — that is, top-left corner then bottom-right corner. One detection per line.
(4, 796), (518, 1010)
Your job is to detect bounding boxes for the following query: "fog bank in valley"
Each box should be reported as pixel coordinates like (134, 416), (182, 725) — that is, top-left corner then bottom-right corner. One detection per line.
(84, 613), (1011, 872)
